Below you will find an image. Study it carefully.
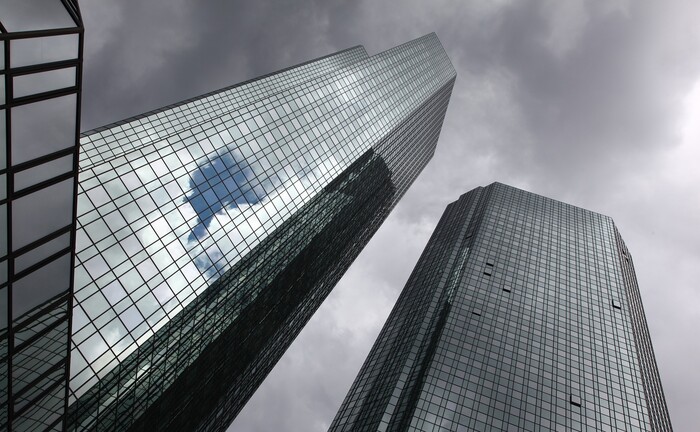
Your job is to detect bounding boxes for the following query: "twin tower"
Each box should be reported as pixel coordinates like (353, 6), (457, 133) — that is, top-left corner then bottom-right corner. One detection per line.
(1, 3), (671, 431)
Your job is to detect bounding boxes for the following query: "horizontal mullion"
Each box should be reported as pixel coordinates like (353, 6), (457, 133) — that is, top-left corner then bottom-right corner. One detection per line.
(8, 59), (80, 76)
(11, 171), (75, 200)
(11, 85), (78, 107)
(13, 315), (70, 356)
(0, 27), (80, 41)
(11, 225), (72, 258)
(12, 246), (72, 281)
(12, 361), (67, 417)
(12, 291), (70, 334)
(10, 147), (76, 174)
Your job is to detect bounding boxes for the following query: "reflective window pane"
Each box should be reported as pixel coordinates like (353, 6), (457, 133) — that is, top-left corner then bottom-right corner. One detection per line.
(0, 203), (6, 256)
(0, 260), (6, 285)
(12, 178), (73, 249)
(14, 154), (73, 192)
(10, 34), (78, 68)
(0, 110), (5, 170)
(13, 67), (76, 99)
(65, 36), (458, 421)
(11, 94), (76, 164)
(0, 0), (75, 32)
(0, 286), (6, 330)
(12, 253), (70, 318)
(13, 360), (65, 415)
(14, 232), (70, 273)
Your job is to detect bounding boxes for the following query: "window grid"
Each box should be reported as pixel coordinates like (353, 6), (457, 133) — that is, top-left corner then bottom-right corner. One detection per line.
(0, 3), (83, 430)
(66, 33), (457, 432)
(330, 183), (672, 432)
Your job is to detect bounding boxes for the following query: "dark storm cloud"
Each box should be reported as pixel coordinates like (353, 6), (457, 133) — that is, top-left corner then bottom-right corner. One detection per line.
(77, 0), (700, 430)
(80, 0), (361, 130)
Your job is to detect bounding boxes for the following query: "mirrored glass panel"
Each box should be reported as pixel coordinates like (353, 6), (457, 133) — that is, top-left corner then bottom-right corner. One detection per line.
(0, 203), (6, 256)
(11, 94), (76, 164)
(10, 34), (78, 68)
(0, 287), (6, 331)
(0, 0), (75, 32)
(66, 34), (458, 428)
(13, 364), (64, 415)
(0, 110), (5, 170)
(14, 298), (67, 347)
(12, 373), (65, 432)
(13, 67), (76, 99)
(12, 178), (73, 249)
(0, 260), (6, 286)
(14, 232), (70, 273)
(12, 253), (70, 318)
(14, 153), (72, 192)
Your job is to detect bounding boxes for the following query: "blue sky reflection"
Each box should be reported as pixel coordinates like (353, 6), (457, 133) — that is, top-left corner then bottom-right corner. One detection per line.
(185, 150), (264, 242)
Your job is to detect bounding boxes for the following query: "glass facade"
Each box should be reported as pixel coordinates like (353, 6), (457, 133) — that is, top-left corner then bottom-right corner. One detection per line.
(0, 2), (83, 431)
(330, 183), (673, 432)
(66, 34), (456, 431)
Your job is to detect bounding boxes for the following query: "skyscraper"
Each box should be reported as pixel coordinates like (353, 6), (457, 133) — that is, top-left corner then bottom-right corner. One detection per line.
(1, 3), (83, 431)
(67, 34), (455, 431)
(330, 183), (672, 431)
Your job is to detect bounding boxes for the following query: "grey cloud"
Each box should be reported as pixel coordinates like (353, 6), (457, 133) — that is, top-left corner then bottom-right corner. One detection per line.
(79, 0), (360, 131)
(75, 0), (700, 430)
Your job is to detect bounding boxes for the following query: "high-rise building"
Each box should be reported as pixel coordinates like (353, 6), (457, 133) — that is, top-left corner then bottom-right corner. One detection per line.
(330, 183), (672, 432)
(66, 34), (456, 431)
(0, 3), (83, 431)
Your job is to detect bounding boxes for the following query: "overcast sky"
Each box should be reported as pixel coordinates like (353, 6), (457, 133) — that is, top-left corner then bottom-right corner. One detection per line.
(78, 0), (699, 430)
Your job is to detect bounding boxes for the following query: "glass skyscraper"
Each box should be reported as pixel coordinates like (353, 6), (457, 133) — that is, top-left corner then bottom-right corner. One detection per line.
(1, 2), (83, 431)
(330, 183), (672, 431)
(66, 34), (456, 431)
